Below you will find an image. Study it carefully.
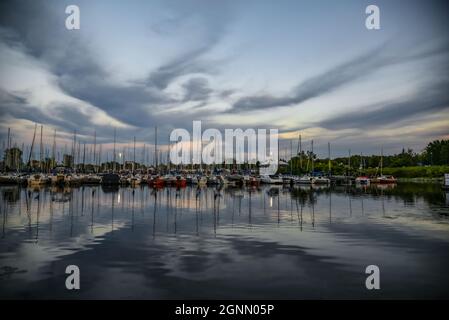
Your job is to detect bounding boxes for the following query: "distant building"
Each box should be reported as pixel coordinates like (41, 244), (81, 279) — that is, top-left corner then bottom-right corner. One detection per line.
(63, 154), (73, 168)
(3, 147), (23, 171)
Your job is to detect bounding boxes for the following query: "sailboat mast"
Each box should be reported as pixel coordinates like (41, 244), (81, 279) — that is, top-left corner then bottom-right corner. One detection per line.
(77, 139), (81, 172)
(155, 126), (158, 170)
(52, 129), (56, 169)
(98, 144), (102, 170)
(7, 127), (10, 150)
(290, 140), (293, 175)
(27, 124), (37, 169)
(348, 149), (351, 177)
(142, 143), (146, 170)
(298, 134), (302, 170)
(311, 140), (314, 174)
(113, 128), (116, 173)
(380, 146), (383, 176)
(167, 135), (171, 172)
(82, 142), (86, 172)
(72, 130), (77, 169)
(39, 125), (43, 172)
(360, 152), (363, 175)
(133, 136), (136, 173)
(93, 130), (96, 171)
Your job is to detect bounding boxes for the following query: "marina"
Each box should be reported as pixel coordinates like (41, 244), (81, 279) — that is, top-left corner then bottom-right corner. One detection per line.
(1, 0), (448, 304)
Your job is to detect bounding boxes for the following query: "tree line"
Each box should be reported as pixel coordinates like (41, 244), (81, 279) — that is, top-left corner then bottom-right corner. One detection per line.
(282, 139), (449, 176)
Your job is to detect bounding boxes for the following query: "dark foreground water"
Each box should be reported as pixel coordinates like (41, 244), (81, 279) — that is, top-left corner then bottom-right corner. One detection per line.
(1, 183), (448, 299)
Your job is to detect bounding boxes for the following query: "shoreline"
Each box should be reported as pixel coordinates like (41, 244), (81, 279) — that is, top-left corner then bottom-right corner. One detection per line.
(397, 177), (443, 183)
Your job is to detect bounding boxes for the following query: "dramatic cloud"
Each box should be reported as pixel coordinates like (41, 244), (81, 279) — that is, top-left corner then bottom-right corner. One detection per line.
(0, 0), (448, 157)
(0, 0), (230, 142)
(227, 42), (449, 113)
(318, 79), (449, 131)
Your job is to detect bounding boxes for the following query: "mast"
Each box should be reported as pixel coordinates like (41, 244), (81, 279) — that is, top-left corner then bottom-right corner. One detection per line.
(348, 149), (351, 177)
(82, 142), (86, 172)
(133, 136), (136, 173)
(77, 139), (81, 172)
(98, 144), (102, 171)
(52, 129), (56, 169)
(39, 125), (43, 172)
(167, 134), (171, 172)
(298, 134), (302, 171)
(72, 130), (77, 170)
(20, 142), (24, 172)
(380, 146), (383, 176)
(142, 143), (146, 170)
(290, 140), (293, 175)
(155, 126), (158, 170)
(311, 140), (314, 174)
(328, 142), (331, 176)
(113, 128), (116, 173)
(360, 152), (363, 175)
(93, 130), (96, 172)
(27, 125), (37, 169)
(7, 128), (10, 150)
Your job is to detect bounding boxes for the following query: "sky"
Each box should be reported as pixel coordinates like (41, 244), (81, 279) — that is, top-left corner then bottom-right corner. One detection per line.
(0, 0), (448, 161)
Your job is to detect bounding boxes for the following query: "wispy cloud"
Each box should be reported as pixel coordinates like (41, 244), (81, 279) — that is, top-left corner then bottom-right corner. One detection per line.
(317, 78), (449, 130)
(226, 42), (449, 113)
(0, 0), (231, 142)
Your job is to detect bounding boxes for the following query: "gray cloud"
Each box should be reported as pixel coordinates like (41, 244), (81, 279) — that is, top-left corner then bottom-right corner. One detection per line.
(145, 48), (220, 90)
(145, 0), (231, 90)
(0, 0), (231, 143)
(317, 79), (449, 131)
(227, 42), (449, 113)
(182, 77), (212, 101)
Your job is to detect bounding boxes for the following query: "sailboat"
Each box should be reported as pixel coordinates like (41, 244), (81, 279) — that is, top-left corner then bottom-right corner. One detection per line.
(296, 175), (315, 184)
(259, 175), (283, 184)
(51, 172), (67, 186)
(313, 176), (330, 184)
(371, 147), (397, 184)
(355, 153), (370, 185)
(28, 173), (50, 186)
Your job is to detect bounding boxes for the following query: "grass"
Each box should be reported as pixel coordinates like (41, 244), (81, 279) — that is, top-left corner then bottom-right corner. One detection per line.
(364, 165), (449, 178)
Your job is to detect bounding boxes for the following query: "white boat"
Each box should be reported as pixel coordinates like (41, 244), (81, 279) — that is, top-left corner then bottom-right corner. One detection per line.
(281, 175), (293, 184)
(83, 174), (102, 184)
(313, 176), (330, 184)
(66, 174), (82, 186)
(192, 175), (207, 186)
(28, 173), (49, 186)
(296, 175), (316, 184)
(207, 175), (219, 185)
(260, 175), (283, 184)
(129, 175), (142, 187)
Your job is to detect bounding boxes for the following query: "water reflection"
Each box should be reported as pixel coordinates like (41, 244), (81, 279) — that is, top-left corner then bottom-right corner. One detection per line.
(0, 183), (448, 299)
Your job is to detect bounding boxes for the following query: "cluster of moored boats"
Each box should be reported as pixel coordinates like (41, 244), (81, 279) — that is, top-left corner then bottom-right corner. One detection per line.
(354, 175), (397, 185)
(0, 171), (398, 188)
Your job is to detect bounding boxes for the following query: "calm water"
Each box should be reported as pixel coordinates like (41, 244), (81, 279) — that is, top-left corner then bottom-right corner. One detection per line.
(1, 183), (449, 299)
